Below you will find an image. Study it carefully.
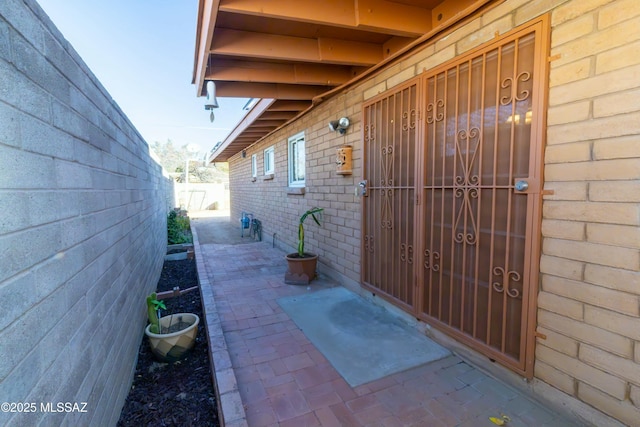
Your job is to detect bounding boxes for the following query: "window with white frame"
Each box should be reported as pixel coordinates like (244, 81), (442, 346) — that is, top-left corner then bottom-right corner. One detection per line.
(264, 146), (275, 175)
(288, 132), (305, 187)
(251, 154), (257, 178)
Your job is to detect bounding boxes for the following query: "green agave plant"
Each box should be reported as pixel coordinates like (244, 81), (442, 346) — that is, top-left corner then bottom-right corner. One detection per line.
(297, 207), (324, 257)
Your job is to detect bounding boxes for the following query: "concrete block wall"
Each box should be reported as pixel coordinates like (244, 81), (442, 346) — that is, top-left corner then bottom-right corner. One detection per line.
(174, 182), (230, 211)
(227, 0), (639, 424)
(0, 1), (173, 426)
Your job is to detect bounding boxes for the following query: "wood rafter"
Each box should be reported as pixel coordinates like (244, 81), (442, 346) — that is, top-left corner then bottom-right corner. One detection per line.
(205, 59), (360, 86)
(211, 29), (383, 66)
(194, 0), (492, 162)
(215, 81), (330, 99)
(218, 0), (432, 37)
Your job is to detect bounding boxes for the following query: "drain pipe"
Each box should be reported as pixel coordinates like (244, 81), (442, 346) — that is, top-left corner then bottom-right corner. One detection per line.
(272, 232), (277, 248)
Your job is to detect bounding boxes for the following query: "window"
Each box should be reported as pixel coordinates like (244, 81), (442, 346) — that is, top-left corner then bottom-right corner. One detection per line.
(288, 132), (305, 187)
(264, 146), (275, 175)
(251, 154), (257, 178)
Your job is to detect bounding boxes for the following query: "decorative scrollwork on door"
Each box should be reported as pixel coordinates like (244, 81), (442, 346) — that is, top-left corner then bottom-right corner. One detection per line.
(492, 266), (521, 298)
(426, 99), (444, 123)
(424, 250), (440, 271)
(381, 189), (394, 229)
(400, 244), (414, 264)
(380, 144), (394, 229)
(364, 235), (374, 253)
(365, 124), (376, 143)
(500, 71), (531, 105)
(402, 109), (416, 131)
(452, 127), (481, 245)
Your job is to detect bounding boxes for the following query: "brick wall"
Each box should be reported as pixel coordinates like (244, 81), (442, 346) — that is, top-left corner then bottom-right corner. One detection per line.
(227, 0), (639, 424)
(230, 96), (363, 285)
(0, 1), (173, 426)
(537, 0), (640, 425)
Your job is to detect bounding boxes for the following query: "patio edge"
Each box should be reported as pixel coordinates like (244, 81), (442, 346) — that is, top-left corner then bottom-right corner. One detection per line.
(192, 224), (249, 427)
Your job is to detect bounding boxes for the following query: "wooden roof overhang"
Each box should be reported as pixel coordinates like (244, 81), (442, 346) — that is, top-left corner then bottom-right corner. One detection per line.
(193, 0), (493, 162)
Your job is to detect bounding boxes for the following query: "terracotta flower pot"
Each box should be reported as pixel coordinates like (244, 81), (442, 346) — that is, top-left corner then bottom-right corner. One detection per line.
(285, 253), (318, 285)
(144, 313), (199, 362)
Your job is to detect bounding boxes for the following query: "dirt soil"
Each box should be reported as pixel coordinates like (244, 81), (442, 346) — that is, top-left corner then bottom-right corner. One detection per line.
(117, 258), (219, 427)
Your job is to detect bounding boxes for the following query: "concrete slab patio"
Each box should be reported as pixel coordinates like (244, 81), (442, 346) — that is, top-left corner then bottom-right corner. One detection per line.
(190, 212), (581, 427)
(278, 287), (451, 388)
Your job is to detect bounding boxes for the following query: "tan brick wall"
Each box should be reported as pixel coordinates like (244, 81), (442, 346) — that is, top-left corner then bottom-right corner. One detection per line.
(229, 95), (363, 284)
(226, 0), (640, 422)
(538, 0), (640, 422)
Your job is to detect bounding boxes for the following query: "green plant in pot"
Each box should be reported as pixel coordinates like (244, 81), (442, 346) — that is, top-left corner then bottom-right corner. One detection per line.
(144, 292), (200, 363)
(285, 207), (324, 285)
(147, 293), (166, 334)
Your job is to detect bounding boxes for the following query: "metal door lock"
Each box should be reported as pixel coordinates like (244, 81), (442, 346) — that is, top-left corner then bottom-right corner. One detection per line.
(514, 180), (529, 192)
(357, 180), (368, 196)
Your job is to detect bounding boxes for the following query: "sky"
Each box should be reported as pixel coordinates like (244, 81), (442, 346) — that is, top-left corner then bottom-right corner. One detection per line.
(36, 0), (248, 160)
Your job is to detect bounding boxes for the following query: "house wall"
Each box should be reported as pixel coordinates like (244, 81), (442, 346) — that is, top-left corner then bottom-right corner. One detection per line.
(230, 97), (363, 285)
(536, 0), (640, 424)
(0, 1), (173, 426)
(228, 0), (639, 424)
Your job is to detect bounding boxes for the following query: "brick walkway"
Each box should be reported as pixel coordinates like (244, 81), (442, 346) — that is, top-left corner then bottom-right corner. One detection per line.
(191, 218), (579, 427)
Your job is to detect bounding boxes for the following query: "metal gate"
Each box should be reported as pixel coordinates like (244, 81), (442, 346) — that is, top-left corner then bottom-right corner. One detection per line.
(362, 18), (548, 377)
(362, 80), (420, 311)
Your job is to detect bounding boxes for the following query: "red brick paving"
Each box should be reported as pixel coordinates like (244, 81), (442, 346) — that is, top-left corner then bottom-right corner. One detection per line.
(192, 223), (579, 427)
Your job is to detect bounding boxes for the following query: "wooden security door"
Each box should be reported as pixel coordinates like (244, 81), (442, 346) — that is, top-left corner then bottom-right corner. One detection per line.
(362, 81), (420, 312)
(362, 18), (548, 377)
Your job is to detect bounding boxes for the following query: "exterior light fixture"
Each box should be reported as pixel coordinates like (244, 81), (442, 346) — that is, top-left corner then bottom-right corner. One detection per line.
(328, 117), (350, 134)
(205, 80), (219, 122)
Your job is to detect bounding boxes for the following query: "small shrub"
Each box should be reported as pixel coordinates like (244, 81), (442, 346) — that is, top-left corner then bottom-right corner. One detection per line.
(167, 211), (192, 244)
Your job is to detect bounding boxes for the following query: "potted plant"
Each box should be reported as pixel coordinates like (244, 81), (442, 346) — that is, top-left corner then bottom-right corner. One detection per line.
(285, 207), (324, 285)
(144, 292), (200, 363)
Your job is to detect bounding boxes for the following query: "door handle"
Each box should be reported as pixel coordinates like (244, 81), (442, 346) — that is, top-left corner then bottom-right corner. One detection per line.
(358, 180), (368, 196)
(514, 180), (529, 192)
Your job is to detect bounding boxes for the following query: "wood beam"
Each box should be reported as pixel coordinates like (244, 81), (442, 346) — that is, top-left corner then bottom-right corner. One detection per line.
(236, 134), (275, 139)
(268, 100), (312, 111)
(241, 127), (279, 132)
(215, 81), (330, 99)
(233, 140), (264, 145)
(355, 0), (432, 36)
(258, 111), (297, 120)
(211, 29), (382, 66)
(432, 0), (480, 28)
(209, 99), (275, 163)
(382, 36), (415, 58)
(205, 59), (354, 85)
(194, 0), (220, 96)
(317, 38), (384, 65)
(219, 0), (356, 27)
(245, 120), (284, 127)
(218, 0), (431, 37)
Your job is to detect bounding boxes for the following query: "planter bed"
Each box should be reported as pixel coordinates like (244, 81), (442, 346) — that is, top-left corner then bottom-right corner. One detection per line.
(117, 258), (219, 427)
